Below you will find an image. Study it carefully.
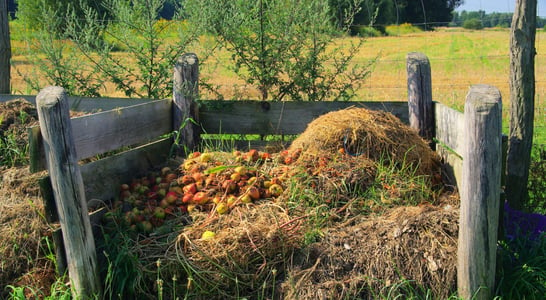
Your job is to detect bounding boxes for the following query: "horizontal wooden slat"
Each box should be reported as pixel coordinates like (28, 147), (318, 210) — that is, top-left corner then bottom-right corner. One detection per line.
(30, 99), (172, 172)
(1, 94), (156, 112)
(198, 100), (409, 135)
(80, 138), (172, 202)
(434, 101), (464, 156)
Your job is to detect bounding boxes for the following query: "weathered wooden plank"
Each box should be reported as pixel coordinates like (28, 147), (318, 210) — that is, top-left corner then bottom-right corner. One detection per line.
(173, 53), (200, 153)
(36, 86), (101, 298)
(199, 100), (409, 135)
(458, 84), (502, 300)
(1, 94), (155, 112)
(30, 99), (172, 173)
(407, 52), (434, 141)
(80, 138), (172, 202)
(437, 146), (462, 191)
(434, 102), (464, 156)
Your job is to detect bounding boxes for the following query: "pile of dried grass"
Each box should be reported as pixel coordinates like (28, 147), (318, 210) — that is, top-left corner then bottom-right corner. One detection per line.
(0, 167), (52, 296)
(282, 202), (459, 299)
(172, 202), (307, 298)
(289, 107), (441, 177)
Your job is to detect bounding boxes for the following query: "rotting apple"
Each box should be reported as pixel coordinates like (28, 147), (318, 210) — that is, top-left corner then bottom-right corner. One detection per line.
(216, 202), (229, 214)
(178, 174), (194, 186)
(153, 207), (166, 219)
(192, 191), (209, 205)
(227, 195), (239, 207)
(246, 186), (261, 200)
(183, 183), (198, 195)
(240, 194), (252, 204)
(200, 152), (212, 163)
(234, 166), (247, 175)
(268, 184), (284, 197)
(164, 191), (178, 205)
(182, 193), (194, 204)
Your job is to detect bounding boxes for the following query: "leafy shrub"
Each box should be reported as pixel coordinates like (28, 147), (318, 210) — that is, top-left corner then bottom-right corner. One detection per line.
(463, 18), (484, 30)
(527, 145), (546, 214)
(385, 23), (422, 36)
(350, 25), (383, 37)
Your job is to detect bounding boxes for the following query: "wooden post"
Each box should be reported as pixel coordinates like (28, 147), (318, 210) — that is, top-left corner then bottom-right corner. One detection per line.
(173, 53), (200, 153)
(0, 0), (11, 93)
(36, 86), (101, 299)
(407, 52), (433, 142)
(457, 84), (502, 300)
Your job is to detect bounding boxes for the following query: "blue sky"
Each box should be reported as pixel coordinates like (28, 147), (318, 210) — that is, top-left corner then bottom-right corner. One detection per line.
(456, 0), (546, 17)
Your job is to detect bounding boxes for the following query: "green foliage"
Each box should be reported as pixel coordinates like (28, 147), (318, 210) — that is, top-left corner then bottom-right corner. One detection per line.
(527, 145), (546, 214)
(17, 0), (199, 99)
(496, 235), (546, 300)
(15, 0), (109, 34)
(462, 18), (484, 30)
(351, 25), (383, 37)
(385, 23), (423, 36)
(187, 0), (372, 101)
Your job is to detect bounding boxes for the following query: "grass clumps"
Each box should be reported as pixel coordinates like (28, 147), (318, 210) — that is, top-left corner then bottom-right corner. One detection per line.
(385, 23), (423, 36)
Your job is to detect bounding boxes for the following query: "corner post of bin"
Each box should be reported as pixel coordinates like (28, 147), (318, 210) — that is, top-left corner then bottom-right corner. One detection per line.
(406, 52), (434, 146)
(35, 86), (101, 299)
(173, 53), (200, 155)
(457, 84), (502, 300)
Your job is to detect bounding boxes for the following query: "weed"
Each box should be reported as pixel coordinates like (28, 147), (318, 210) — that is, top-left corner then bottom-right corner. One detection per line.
(527, 145), (546, 214)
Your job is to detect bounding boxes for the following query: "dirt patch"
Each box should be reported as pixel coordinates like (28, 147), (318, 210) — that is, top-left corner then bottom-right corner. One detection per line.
(282, 200), (459, 299)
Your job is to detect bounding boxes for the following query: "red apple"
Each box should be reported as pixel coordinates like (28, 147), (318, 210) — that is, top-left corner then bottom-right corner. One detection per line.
(192, 191), (209, 205)
(246, 186), (261, 200)
(164, 191), (178, 204)
(178, 175), (194, 186)
(183, 183), (198, 195)
(182, 193), (194, 204)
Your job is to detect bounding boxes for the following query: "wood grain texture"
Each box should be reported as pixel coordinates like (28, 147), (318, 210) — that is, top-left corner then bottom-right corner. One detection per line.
(0, 94), (154, 111)
(199, 100), (409, 135)
(30, 99), (171, 172)
(80, 138), (172, 202)
(457, 84), (502, 300)
(407, 52), (433, 141)
(36, 86), (101, 298)
(173, 53), (200, 152)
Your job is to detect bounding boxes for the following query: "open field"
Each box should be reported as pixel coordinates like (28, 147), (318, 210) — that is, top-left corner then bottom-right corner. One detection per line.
(9, 25), (546, 144)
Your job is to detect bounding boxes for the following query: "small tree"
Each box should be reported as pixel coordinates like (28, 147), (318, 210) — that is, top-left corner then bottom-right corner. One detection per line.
(462, 18), (484, 30)
(186, 0), (372, 101)
(17, 0), (200, 99)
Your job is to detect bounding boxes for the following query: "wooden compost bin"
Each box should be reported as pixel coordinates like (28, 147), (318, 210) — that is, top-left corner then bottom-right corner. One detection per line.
(22, 52), (503, 300)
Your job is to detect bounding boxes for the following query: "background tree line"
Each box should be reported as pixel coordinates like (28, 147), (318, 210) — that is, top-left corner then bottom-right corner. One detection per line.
(11, 0), (463, 30)
(452, 10), (546, 28)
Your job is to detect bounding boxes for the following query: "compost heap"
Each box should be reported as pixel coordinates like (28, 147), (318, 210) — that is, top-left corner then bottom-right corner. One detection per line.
(98, 107), (457, 299)
(148, 107), (456, 298)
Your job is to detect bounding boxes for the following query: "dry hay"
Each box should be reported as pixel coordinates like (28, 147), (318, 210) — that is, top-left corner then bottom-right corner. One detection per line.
(172, 202), (307, 298)
(281, 203), (459, 300)
(0, 167), (51, 296)
(289, 107), (441, 178)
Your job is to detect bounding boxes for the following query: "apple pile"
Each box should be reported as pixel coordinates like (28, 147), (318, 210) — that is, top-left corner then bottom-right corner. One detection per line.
(105, 149), (291, 235)
(179, 149), (285, 216)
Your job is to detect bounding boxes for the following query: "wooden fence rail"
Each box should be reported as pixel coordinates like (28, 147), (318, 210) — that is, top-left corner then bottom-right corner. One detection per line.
(26, 52), (504, 299)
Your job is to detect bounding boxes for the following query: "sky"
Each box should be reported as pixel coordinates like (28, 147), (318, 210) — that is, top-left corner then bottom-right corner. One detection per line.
(456, 0), (546, 17)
